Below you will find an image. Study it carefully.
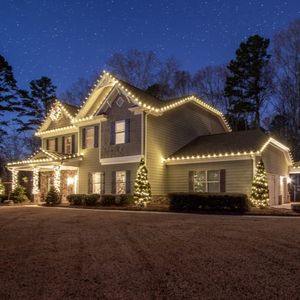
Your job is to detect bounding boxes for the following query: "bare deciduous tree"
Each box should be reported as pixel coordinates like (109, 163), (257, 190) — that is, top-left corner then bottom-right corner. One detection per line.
(193, 65), (229, 112)
(105, 49), (161, 89)
(271, 19), (300, 156)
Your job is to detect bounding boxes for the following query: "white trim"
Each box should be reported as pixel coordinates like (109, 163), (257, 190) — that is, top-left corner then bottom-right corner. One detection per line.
(100, 155), (142, 165)
(35, 125), (77, 137)
(165, 155), (253, 165)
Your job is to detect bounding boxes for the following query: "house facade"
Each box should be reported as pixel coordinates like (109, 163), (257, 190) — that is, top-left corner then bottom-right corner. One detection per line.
(7, 72), (293, 205)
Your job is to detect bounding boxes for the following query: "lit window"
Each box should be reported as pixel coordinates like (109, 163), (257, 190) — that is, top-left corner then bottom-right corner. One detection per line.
(92, 172), (104, 194)
(116, 171), (126, 194)
(64, 136), (72, 154)
(48, 139), (56, 151)
(85, 127), (94, 148)
(193, 170), (220, 192)
(115, 120), (125, 144)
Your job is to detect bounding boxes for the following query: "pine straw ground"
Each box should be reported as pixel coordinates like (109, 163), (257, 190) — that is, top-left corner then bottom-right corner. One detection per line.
(0, 206), (299, 300)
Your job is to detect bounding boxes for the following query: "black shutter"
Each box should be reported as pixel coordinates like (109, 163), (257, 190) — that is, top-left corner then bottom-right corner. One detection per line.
(46, 139), (49, 150)
(101, 172), (105, 194)
(126, 170), (131, 194)
(88, 172), (92, 194)
(220, 169), (226, 192)
(71, 135), (75, 154)
(189, 171), (195, 192)
(55, 138), (58, 152)
(110, 122), (115, 145)
(111, 171), (116, 194)
(62, 137), (65, 153)
(82, 128), (86, 149)
(125, 119), (130, 143)
(94, 125), (99, 148)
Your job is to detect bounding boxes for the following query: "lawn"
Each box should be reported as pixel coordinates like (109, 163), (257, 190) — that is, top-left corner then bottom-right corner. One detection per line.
(0, 207), (299, 299)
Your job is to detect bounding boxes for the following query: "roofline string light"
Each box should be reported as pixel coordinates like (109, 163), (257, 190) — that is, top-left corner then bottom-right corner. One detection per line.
(36, 70), (232, 134)
(164, 138), (293, 163)
(7, 152), (83, 166)
(164, 150), (259, 162)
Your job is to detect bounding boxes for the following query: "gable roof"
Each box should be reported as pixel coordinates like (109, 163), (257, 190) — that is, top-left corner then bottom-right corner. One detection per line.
(7, 148), (82, 167)
(74, 71), (231, 131)
(36, 100), (79, 134)
(166, 129), (293, 164)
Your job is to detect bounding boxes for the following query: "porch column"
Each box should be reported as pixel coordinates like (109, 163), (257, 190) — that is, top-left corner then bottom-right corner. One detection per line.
(11, 168), (19, 191)
(32, 167), (40, 195)
(53, 165), (61, 193)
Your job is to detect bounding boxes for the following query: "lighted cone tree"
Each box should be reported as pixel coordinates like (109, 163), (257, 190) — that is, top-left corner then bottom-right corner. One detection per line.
(250, 159), (269, 208)
(134, 158), (151, 207)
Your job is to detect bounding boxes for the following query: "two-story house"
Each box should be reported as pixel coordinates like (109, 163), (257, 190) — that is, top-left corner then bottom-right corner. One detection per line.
(8, 71), (293, 205)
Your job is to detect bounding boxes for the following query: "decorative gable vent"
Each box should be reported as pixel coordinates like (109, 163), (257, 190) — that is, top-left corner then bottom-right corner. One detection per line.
(49, 103), (62, 121)
(116, 97), (124, 108)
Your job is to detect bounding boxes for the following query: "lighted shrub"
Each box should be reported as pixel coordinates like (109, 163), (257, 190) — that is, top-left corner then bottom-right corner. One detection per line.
(10, 185), (29, 203)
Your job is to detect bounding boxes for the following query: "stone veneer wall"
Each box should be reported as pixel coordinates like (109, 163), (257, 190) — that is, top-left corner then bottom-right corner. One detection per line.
(39, 170), (77, 203)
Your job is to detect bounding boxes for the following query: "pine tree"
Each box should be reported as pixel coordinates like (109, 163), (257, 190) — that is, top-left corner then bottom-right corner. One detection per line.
(0, 55), (18, 143)
(16, 76), (56, 132)
(250, 160), (269, 208)
(225, 35), (272, 129)
(134, 158), (151, 207)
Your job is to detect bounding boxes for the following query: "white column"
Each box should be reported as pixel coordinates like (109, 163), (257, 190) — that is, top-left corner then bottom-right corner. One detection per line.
(32, 167), (40, 194)
(53, 165), (61, 193)
(12, 168), (19, 191)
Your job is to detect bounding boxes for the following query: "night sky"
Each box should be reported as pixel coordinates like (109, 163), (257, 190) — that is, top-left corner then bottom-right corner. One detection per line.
(1, 0), (299, 95)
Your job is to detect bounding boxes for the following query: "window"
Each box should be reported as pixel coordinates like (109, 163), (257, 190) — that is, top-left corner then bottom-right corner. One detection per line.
(116, 171), (126, 194)
(115, 120), (125, 144)
(48, 139), (56, 151)
(193, 170), (220, 192)
(92, 172), (104, 194)
(64, 136), (72, 154)
(85, 127), (94, 148)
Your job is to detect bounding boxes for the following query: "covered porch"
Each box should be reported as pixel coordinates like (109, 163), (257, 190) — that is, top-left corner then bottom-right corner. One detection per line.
(7, 149), (82, 203)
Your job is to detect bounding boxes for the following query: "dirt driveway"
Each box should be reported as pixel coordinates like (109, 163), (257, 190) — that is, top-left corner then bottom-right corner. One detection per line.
(0, 207), (299, 299)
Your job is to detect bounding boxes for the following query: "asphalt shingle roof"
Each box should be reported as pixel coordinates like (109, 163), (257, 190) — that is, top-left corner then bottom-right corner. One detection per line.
(169, 129), (269, 158)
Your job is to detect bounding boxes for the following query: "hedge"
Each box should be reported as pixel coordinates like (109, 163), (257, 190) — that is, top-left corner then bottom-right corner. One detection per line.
(85, 194), (100, 206)
(67, 194), (86, 205)
(168, 192), (250, 213)
(66, 194), (133, 207)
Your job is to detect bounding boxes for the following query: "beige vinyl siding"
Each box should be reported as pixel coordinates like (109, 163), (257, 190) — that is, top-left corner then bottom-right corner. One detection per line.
(262, 144), (289, 176)
(146, 102), (227, 195)
(166, 160), (253, 195)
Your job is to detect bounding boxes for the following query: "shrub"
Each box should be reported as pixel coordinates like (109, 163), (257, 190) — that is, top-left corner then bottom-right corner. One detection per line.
(291, 204), (300, 213)
(10, 185), (29, 203)
(117, 194), (133, 206)
(0, 194), (7, 203)
(45, 187), (60, 205)
(168, 193), (250, 213)
(67, 194), (86, 205)
(85, 194), (100, 206)
(101, 195), (116, 206)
